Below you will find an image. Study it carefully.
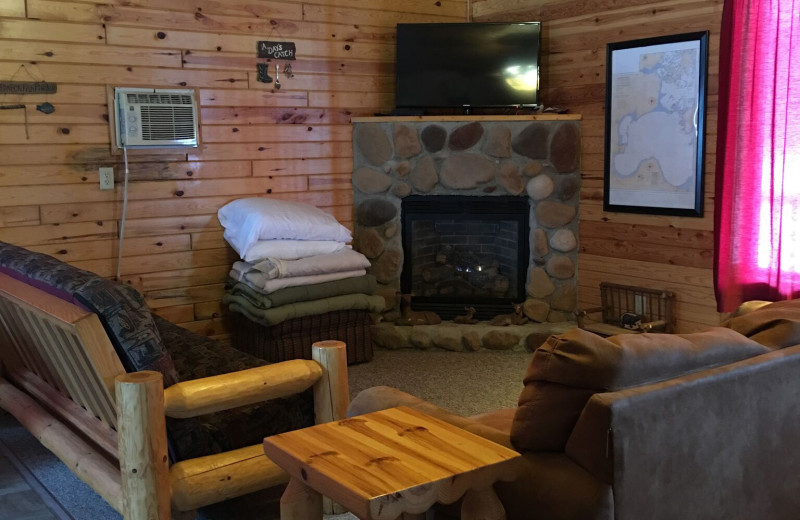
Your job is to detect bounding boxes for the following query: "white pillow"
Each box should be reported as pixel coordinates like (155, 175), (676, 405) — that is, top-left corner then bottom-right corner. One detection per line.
(241, 239), (347, 262)
(218, 198), (352, 257)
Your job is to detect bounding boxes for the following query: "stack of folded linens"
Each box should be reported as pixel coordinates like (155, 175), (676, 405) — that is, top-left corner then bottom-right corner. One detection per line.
(218, 198), (384, 363)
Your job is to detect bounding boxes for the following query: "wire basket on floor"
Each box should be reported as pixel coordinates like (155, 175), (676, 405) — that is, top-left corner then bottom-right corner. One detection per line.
(230, 309), (374, 365)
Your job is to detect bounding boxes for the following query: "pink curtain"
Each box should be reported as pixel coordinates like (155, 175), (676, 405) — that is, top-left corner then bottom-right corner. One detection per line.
(715, 0), (800, 312)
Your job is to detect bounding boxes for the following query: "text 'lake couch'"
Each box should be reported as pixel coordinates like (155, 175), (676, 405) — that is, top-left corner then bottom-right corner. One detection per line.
(0, 240), (350, 518)
(350, 300), (800, 520)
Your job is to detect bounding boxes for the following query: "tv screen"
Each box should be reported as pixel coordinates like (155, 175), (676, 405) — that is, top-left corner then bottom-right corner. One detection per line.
(396, 22), (541, 109)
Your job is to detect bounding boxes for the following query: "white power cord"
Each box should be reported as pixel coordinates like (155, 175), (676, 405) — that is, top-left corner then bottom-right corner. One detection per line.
(115, 146), (130, 281)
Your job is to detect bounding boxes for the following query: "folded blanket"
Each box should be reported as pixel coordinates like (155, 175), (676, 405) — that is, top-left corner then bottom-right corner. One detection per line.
(241, 239), (347, 262)
(237, 248), (370, 281)
(229, 267), (367, 294)
(227, 275), (378, 310)
(226, 293), (385, 327)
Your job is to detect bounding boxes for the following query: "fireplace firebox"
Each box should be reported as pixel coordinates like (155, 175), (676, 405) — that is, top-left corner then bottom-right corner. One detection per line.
(401, 195), (530, 320)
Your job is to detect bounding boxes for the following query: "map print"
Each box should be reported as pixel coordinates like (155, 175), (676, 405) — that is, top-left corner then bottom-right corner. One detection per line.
(608, 45), (700, 209)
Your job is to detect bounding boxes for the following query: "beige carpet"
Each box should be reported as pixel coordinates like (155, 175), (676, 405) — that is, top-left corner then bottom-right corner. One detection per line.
(349, 348), (532, 416)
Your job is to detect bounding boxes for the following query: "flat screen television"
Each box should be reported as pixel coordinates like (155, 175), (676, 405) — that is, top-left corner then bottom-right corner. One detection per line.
(395, 22), (541, 110)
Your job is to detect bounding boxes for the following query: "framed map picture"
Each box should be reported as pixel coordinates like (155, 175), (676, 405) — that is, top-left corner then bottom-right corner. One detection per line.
(604, 31), (709, 217)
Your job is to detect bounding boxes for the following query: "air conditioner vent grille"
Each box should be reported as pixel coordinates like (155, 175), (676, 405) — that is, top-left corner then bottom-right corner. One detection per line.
(140, 106), (196, 141)
(127, 93), (193, 105)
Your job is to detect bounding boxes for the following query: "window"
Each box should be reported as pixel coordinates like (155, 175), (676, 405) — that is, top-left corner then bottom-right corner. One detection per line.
(714, 0), (800, 311)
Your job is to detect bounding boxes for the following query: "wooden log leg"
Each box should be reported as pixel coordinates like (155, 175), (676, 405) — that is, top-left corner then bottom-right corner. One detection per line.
(461, 487), (505, 520)
(281, 477), (322, 520)
(116, 371), (171, 520)
(311, 340), (349, 424)
(171, 509), (197, 520)
(311, 340), (349, 516)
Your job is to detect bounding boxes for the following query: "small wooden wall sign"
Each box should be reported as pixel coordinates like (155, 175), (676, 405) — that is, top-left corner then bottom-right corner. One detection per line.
(0, 81), (57, 94)
(257, 41), (296, 60)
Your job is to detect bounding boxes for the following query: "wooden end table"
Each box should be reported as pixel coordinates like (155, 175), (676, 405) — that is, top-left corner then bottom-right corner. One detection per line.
(263, 405), (523, 520)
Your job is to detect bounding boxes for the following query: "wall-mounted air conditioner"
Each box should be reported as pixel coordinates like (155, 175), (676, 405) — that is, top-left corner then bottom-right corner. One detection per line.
(114, 87), (199, 149)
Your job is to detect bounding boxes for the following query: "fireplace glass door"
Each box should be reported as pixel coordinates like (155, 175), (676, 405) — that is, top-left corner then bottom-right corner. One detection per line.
(401, 195), (530, 320)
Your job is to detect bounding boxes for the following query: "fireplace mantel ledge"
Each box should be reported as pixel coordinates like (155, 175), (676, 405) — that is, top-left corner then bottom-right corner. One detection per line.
(352, 114), (582, 123)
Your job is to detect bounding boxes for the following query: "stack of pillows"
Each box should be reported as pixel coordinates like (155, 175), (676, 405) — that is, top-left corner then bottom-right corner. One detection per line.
(218, 198), (384, 326)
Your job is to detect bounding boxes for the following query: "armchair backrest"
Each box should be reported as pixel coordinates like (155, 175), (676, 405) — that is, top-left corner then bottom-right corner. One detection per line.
(565, 346), (800, 520)
(0, 271), (125, 428)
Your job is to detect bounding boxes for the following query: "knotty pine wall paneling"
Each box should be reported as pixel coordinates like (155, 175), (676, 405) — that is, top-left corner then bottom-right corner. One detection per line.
(472, 0), (723, 332)
(0, 0), (467, 342)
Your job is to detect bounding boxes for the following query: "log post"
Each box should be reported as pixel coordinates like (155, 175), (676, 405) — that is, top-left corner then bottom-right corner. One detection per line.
(280, 477), (322, 520)
(116, 371), (171, 520)
(311, 340), (349, 424)
(311, 340), (349, 514)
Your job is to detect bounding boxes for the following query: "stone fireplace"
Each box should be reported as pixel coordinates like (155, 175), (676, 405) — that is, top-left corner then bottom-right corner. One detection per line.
(351, 116), (581, 324)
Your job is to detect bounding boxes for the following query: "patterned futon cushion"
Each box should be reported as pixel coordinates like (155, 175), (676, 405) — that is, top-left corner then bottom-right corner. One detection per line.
(154, 315), (314, 461)
(0, 241), (178, 386)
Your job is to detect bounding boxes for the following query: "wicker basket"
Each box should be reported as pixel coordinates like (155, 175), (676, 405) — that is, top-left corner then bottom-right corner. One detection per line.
(230, 309), (373, 365)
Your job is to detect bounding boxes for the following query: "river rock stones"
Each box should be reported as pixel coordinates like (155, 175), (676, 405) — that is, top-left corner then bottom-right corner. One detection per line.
(526, 175), (554, 201)
(484, 126), (512, 157)
(356, 125), (392, 165)
(372, 248), (403, 284)
(449, 122), (484, 151)
(523, 299), (551, 323)
(357, 199), (397, 227)
(393, 124), (422, 158)
(535, 201), (576, 228)
(549, 229), (577, 252)
(498, 162), (524, 195)
(440, 153), (495, 189)
(527, 267), (555, 298)
(550, 123), (580, 172)
(353, 167), (392, 194)
(512, 123), (549, 159)
(356, 228), (384, 259)
(421, 124), (447, 152)
(546, 256), (575, 279)
(410, 156), (438, 192)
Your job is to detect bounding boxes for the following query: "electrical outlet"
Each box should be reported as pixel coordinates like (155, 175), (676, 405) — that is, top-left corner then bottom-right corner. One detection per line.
(99, 167), (114, 190)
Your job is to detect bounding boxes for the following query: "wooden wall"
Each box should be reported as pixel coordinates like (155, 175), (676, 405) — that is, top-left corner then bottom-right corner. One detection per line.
(0, 0), (466, 341)
(473, 0), (723, 332)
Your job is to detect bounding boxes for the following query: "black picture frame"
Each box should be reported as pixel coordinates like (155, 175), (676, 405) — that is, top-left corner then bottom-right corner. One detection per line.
(603, 31), (709, 217)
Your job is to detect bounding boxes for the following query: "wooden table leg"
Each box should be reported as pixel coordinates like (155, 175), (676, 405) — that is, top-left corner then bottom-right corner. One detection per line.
(280, 477), (322, 520)
(461, 487), (505, 520)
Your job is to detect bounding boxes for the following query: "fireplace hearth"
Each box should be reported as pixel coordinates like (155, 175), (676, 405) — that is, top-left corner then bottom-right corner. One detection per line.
(401, 195), (529, 320)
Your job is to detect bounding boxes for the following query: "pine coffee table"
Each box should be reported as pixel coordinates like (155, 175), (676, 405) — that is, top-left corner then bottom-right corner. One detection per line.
(263, 405), (523, 520)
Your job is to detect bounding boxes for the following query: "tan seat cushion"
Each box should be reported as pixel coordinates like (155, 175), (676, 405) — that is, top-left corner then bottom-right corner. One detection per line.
(511, 327), (770, 452)
(468, 407), (516, 433)
(720, 298), (800, 349)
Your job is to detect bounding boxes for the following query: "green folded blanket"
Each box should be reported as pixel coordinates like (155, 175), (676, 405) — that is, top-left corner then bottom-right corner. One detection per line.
(226, 275), (377, 310)
(225, 293), (385, 327)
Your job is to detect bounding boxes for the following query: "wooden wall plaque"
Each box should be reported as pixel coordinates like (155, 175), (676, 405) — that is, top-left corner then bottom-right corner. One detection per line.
(0, 81), (57, 94)
(257, 41), (296, 60)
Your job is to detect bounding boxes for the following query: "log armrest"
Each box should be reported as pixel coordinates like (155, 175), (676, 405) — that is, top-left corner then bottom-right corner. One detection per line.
(164, 359), (323, 419)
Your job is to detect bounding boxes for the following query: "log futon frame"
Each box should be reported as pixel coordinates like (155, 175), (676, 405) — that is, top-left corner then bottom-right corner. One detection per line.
(0, 271), (349, 519)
